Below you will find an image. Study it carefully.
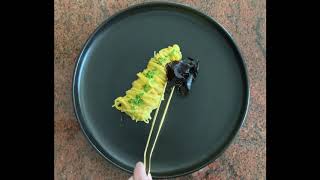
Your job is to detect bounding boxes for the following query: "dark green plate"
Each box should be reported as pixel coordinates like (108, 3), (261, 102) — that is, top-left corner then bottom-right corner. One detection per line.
(73, 2), (249, 178)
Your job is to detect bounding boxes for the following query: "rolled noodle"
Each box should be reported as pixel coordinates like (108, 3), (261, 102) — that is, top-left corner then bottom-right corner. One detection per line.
(113, 44), (182, 123)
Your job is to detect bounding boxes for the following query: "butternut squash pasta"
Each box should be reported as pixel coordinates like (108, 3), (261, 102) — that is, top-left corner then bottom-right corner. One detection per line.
(112, 44), (182, 123)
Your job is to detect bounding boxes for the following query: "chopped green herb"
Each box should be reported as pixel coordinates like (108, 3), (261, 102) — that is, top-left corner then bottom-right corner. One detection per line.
(128, 93), (144, 106)
(155, 60), (162, 65)
(155, 56), (168, 65)
(143, 84), (151, 92)
(170, 49), (175, 55)
(160, 57), (167, 63)
(144, 69), (156, 79)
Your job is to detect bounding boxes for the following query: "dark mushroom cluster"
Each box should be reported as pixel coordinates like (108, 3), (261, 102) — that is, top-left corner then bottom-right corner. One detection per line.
(166, 57), (199, 96)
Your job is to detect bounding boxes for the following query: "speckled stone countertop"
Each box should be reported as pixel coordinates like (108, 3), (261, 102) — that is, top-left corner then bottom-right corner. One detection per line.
(54, 0), (266, 179)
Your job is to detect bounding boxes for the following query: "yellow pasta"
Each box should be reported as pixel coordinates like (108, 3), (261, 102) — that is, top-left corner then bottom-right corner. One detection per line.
(112, 44), (182, 123)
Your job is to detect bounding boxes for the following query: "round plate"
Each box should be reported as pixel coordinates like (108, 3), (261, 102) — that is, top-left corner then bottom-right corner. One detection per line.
(73, 2), (249, 178)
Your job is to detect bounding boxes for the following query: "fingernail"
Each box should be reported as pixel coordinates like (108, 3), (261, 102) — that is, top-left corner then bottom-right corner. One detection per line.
(136, 162), (144, 167)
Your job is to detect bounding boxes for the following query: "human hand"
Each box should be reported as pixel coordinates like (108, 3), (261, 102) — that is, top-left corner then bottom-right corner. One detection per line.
(128, 162), (152, 180)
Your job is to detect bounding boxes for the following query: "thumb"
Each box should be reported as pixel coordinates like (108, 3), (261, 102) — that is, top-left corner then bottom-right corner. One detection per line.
(132, 162), (152, 180)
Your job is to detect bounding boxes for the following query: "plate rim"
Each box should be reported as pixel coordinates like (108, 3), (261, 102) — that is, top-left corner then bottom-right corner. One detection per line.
(72, 1), (250, 178)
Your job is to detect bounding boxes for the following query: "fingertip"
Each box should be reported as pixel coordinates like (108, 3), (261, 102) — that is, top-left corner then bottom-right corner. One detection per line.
(135, 162), (145, 173)
(136, 162), (144, 168)
(134, 162), (148, 179)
